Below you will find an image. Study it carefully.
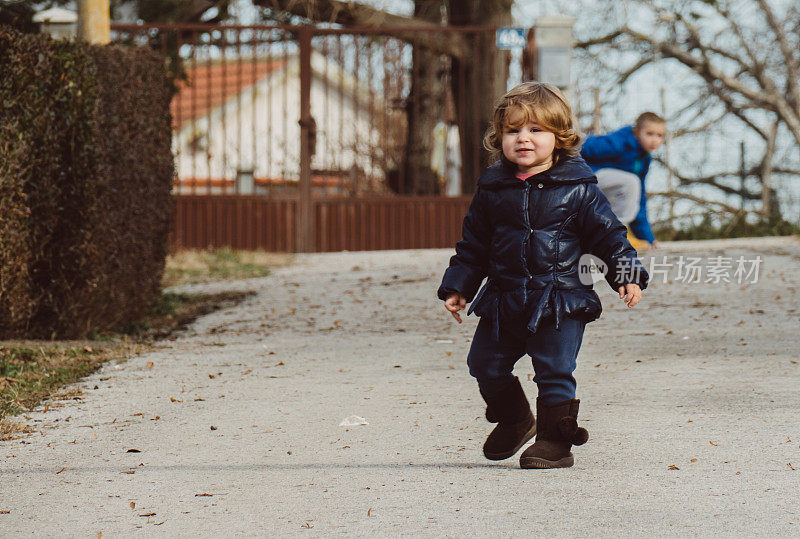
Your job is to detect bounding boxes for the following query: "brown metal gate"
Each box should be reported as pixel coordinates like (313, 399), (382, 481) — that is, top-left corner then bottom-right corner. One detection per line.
(111, 23), (509, 252)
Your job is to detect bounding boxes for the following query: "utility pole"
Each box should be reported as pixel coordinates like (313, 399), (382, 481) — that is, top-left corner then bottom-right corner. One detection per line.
(660, 86), (674, 228)
(591, 87), (602, 135)
(739, 141), (746, 212)
(78, 0), (110, 44)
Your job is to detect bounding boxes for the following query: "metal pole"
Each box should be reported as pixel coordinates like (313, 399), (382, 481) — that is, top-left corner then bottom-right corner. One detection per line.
(592, 87), (602, 134)
(77, 0), (110, 44)
(659, 85), (674, 227)
(739, 140), (746, 212)
(297, 27), (314, 252)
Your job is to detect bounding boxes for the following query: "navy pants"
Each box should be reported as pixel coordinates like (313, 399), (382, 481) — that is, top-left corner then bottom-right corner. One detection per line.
(467, 314), (586, 404)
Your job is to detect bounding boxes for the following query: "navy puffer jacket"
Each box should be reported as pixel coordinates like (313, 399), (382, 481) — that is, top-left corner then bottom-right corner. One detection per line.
(437, 155), (649, 340)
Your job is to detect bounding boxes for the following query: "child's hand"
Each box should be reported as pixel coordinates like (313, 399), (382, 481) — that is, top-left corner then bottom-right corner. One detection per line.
(444, 293), (467, 323)
(618, 283), (642, 308)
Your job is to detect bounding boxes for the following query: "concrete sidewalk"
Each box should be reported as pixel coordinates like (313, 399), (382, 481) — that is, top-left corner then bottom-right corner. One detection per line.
(2, 236), (799, 536)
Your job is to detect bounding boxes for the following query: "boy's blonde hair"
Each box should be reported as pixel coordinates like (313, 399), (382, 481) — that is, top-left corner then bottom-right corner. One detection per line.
(634, 111), (666, 130)
(483, 81), (581, 165)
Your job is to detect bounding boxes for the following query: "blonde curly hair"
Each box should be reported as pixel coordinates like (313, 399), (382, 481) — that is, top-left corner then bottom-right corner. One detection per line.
(483, 82), (581, 166)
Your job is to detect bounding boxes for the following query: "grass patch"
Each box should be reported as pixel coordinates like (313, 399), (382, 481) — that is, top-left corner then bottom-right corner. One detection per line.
(2, 248), (289, 432)
(655, 215), (800, 241)
(163, 248), (292, 287)
(0, 341), (142, 420)
(123, 290), (254, 340)
(0, 289), (253, 425)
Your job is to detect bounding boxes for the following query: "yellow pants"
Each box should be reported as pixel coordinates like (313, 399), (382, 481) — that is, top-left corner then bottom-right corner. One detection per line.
(627, 227), (649, 251)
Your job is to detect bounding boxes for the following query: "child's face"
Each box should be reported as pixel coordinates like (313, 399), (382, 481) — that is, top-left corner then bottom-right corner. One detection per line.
(501, 109), (557, 174)
(634, 121), (666, 153)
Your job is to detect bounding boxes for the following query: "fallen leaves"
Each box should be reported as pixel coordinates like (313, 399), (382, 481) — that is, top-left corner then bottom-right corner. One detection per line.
(0, 418), (33, 441)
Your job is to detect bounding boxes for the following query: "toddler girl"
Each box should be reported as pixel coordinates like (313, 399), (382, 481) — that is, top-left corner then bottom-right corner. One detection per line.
(438, 82), (649, 469)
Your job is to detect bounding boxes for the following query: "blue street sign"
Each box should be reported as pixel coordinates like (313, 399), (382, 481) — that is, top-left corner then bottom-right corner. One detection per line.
(496, 27), (527, 50)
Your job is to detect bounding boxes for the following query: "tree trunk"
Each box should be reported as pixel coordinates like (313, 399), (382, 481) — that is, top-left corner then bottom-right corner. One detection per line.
(401, 0), (445, 195)
(447, 0), (512, 194)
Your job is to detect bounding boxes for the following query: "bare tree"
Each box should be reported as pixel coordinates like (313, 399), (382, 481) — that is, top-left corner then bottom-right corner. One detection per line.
(578, 0), (800, 224)
(575, 0), (800, 222)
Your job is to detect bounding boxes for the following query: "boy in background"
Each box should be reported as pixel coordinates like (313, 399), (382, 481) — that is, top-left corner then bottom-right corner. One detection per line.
(581, 112), (666, 249)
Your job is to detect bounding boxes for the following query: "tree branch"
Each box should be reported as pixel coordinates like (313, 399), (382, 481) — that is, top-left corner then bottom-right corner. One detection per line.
(255, 0), (467, 58)
(650, 191), (747, 215)
(704, 83), (769, 140)
(620, 25), (777, 110)
(755, 0), (800, 111)
(667, 95), (724, 138)
(575, 30), (624, 49)
(653, 158), (762, 200)
(617, 56), (651, 84)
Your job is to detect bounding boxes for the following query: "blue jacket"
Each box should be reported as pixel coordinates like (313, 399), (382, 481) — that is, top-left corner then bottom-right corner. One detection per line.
(437, 155), (649, 340)
(580, 126), (655, 244)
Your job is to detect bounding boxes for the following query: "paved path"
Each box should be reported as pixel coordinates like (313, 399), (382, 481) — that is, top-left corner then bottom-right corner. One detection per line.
(2, 237), (800, 536)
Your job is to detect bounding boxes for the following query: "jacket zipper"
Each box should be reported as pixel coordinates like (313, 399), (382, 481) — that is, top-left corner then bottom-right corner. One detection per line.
(521, 183), (533, 306)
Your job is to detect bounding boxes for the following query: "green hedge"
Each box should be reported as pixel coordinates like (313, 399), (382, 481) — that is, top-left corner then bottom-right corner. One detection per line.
(0, 27), (174, 339)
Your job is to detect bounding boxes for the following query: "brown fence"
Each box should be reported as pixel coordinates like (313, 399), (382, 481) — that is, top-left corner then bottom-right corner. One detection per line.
(171, 195), (471, 252)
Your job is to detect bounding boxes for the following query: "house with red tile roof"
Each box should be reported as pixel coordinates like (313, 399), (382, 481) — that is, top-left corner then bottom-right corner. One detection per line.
(171, 51), (392, 195)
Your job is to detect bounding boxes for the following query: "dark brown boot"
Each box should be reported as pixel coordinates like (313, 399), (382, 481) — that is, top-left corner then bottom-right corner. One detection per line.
(480, 377), (536, 461)
(519, 398), (588, 469)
